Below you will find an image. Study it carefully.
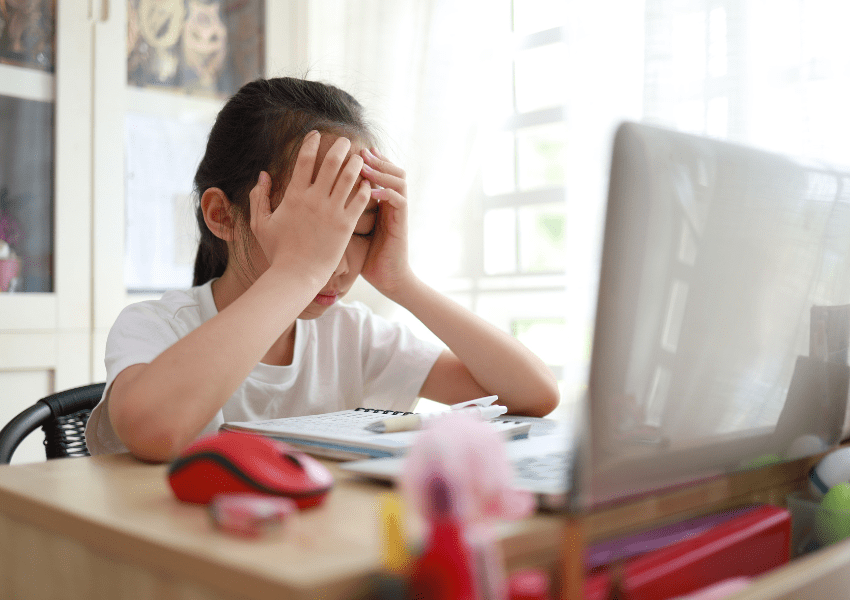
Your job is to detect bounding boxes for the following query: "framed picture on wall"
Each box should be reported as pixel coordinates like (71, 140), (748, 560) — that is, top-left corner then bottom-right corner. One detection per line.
(0, 0), (56, 72)
(127, 0), (264, 98)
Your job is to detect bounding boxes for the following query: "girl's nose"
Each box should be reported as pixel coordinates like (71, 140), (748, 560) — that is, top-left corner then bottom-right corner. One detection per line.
(334, 249), (350, 276)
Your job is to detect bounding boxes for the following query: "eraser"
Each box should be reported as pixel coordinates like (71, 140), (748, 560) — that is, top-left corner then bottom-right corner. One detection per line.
(208, 493), (297, 538)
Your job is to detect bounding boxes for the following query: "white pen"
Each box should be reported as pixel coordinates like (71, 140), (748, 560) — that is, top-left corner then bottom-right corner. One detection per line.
(364, 403), (508, 433)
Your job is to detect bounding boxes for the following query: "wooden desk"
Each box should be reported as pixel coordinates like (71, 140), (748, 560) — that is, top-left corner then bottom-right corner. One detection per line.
(0, 453), (560, 600)
(2, 452), (850, 600)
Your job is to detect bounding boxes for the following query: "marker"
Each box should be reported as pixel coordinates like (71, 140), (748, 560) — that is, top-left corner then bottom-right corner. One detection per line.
(365, 404), (508, 433)
(373, 492), (412, 599)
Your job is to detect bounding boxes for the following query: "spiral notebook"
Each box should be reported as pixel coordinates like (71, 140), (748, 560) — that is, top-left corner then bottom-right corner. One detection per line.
(220, 407), (533, 460)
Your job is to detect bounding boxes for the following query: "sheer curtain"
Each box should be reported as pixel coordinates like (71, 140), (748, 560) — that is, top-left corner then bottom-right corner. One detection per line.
(285, 0), (506, 323)
(643, 0), (850, 166)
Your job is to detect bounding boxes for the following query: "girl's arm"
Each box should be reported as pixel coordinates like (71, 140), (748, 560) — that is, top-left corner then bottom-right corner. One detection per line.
(109, 134), (371, 462)
(109, 264), (321, 462)
(397, 280), (560, 417)
(360, 150), (559, 417)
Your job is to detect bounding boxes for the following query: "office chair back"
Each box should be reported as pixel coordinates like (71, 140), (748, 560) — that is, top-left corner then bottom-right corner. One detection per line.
(0, 382), (105, 464)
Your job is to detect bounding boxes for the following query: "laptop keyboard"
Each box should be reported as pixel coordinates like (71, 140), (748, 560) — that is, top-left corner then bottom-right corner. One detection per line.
(512, 449), (572, 490)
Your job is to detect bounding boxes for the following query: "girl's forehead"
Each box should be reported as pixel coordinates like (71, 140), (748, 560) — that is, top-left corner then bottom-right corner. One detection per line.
(314, 133), (366, 164)
(310, 133), (367, 186)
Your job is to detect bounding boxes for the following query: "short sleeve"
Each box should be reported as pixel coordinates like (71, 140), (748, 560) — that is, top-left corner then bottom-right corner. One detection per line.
(355, 306), (444, 411)
(86, 300), (195, 455)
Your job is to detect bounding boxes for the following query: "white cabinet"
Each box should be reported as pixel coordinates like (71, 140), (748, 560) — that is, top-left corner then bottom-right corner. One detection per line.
(0, 0), (292, 463)
(0, 3), (94, 463)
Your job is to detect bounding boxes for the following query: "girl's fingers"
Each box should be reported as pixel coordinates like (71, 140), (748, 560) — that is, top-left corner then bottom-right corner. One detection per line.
(361, 163), (405, 193)
(314, 136), (352, 196)
(370, 186), (407, 210)
(348, 179), (372, 213)
(290, 131), (321, 190)
(361, 149), (406, 194)
(332, 153), (365, 202)
(363, 148), (405, 178)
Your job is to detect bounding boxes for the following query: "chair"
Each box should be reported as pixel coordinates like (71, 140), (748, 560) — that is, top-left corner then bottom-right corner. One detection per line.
(0, 382), (105, 464)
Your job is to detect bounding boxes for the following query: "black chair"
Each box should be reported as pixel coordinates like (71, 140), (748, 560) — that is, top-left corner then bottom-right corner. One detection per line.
(0, 382), (105, 464)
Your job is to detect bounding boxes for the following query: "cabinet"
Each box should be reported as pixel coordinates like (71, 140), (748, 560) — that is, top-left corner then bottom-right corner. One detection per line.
(0, 1), (302, 463)
(0, 3), (95, 463)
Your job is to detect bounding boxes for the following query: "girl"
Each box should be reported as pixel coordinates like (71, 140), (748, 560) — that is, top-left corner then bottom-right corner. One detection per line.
(85, 77), (559, 462)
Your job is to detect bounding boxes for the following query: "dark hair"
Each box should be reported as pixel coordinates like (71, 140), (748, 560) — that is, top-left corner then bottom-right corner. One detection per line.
(192, 77), (376, 286)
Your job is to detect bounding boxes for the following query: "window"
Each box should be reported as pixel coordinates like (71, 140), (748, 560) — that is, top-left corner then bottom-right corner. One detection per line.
(474, 1), (571, 416)
(644, 1), (734, 139)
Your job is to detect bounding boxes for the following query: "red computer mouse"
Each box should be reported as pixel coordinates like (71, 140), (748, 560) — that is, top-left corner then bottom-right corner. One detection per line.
(167, 431), (334, 509)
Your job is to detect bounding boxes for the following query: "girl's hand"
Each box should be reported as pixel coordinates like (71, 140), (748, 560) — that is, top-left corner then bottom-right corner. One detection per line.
(249, 132), (371, 282)
(359, 148), (415, 298)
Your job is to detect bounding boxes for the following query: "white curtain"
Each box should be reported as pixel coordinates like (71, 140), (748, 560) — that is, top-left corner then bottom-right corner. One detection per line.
(287, 0), (507, 324)
(642, 0), (850, 165)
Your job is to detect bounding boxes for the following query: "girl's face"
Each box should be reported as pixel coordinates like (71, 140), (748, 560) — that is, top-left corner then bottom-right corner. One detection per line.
(247, 134), (379, 320)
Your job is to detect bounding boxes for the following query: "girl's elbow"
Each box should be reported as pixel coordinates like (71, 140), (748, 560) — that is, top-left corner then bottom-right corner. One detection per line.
(531, 393), (559, 417)
(534, 379), (561, 417)
(509, 386), (559, 418)
(124, 429), (183, 463)
(110, 398), (186, 463)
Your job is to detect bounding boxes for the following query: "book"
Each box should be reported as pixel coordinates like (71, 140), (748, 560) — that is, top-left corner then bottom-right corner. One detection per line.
(584, 504), (791, 600)
(220, 407), (533, 461)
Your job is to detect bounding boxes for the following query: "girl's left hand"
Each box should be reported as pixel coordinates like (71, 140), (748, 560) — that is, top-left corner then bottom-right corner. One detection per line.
(359, 148), (415, 298)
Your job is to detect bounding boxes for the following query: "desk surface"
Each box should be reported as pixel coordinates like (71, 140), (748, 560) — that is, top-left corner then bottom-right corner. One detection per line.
(0, 453), (560, 600)
(4, 452), (850, 600)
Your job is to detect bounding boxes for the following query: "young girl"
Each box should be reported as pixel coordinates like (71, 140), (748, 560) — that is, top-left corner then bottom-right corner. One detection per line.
(85, 77), (559, 462)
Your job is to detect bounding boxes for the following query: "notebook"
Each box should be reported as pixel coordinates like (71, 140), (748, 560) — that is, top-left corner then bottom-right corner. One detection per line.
(341, 419), (573, 509)
(220, 407), (533, 461)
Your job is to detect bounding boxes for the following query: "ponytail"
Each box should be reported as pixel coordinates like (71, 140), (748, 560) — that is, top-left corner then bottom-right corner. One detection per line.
(192, 206), (228, 286)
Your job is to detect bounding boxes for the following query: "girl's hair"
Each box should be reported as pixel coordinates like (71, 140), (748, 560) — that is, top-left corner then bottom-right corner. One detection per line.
(192, 77), (376, 286)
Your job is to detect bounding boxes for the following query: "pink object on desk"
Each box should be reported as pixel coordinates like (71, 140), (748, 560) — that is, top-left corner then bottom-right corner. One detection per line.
(408, 474), (478, 600)
(402, 412), (535, 600)
(208, 493), (297, 537)
(401, 412), (535, 524)
(508, 568), (551, 600)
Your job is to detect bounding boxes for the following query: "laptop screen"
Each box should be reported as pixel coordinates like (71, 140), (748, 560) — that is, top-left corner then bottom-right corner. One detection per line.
(588, 122), (850, 506)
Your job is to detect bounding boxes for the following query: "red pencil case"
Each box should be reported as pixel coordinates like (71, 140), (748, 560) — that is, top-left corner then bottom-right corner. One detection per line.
(584, 504), (790, 600)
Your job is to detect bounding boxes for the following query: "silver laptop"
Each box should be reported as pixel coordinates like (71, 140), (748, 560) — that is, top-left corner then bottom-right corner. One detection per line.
(343, 121), (850, 511)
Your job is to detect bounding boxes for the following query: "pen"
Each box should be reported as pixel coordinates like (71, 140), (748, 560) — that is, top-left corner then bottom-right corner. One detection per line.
(365, 404), (508, 433)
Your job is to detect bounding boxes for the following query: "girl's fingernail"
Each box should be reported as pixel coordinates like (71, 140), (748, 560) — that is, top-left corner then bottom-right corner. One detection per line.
(370, 188), (383, 198)
(361, 162), (374, 173)
(371, 148), (385, 159)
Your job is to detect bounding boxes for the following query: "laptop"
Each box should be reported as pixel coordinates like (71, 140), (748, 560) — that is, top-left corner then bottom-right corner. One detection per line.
(342, 121), (850, 511)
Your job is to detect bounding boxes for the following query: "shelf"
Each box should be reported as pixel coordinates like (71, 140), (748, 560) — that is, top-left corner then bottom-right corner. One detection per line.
(0, 63), (54, 103)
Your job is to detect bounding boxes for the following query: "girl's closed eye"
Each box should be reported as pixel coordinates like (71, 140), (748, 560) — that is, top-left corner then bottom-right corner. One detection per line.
(354, 208), (378, 238)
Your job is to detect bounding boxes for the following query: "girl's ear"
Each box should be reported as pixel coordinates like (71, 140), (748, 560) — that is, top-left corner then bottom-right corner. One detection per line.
(201, 188), (236, 241)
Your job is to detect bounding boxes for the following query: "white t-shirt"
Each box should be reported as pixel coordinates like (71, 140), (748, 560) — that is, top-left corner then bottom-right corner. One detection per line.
(85, 280), (443, 455)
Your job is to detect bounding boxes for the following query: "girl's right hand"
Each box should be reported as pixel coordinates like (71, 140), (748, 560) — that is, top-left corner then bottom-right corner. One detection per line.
(249, 131), (371, 281)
